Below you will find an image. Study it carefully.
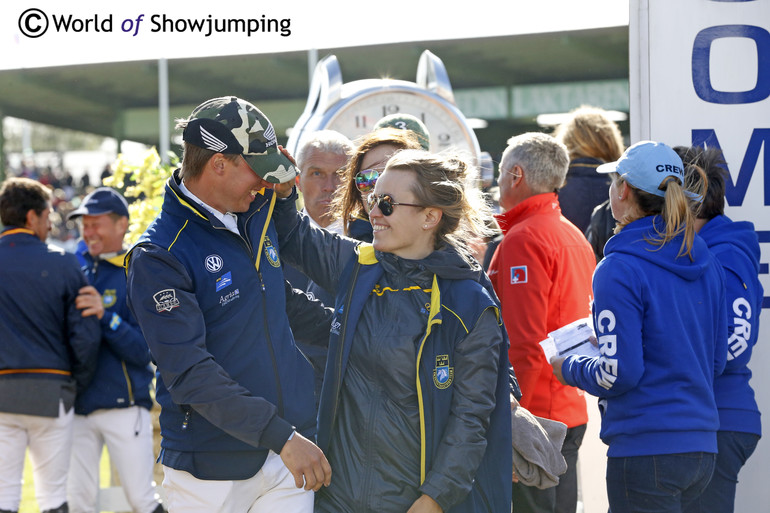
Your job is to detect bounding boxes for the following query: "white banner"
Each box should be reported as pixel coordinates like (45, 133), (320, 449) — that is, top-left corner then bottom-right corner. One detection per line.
(631, 1), (769, 511)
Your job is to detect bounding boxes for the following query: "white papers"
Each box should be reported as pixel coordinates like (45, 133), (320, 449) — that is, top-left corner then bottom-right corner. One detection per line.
(539, 317), (600, 362)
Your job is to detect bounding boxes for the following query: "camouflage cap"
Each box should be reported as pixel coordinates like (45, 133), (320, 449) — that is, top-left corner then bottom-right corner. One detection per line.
(373, 113), (431, 151)
(182, 96), (297, 184)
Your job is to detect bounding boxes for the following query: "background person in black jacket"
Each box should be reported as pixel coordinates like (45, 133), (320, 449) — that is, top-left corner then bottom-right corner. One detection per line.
(0, 177), (100, 513)
(554, 105), (625, 234)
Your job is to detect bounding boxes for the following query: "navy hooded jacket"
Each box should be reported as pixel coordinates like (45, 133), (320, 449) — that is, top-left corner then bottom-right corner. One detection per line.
(272, 190), (519, 512)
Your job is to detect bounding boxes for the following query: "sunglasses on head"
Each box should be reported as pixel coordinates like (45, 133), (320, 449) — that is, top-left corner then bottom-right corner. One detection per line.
(366, 193), (425, 216)
(355, 169), (379, 193)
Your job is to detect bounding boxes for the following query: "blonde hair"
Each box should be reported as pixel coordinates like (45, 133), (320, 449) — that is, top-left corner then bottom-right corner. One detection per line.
(612, 167), (707, 259)
(553, 105), (624, 162)
(385, 149), (497, 263)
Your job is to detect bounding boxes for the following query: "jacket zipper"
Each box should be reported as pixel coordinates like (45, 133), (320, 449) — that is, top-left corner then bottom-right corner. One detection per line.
(244, 201), (286, 417)
(258, 269), (284, 416)
(121, 361), (135, 406)
(326, 260), (361, 444)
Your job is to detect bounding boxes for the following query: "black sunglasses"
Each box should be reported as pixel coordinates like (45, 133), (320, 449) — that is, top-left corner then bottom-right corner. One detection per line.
(367, 193), (425, 216)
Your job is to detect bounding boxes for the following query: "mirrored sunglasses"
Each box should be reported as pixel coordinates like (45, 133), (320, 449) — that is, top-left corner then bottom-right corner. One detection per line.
(366, 193), (425, 216)
(355, 169), (380, 193)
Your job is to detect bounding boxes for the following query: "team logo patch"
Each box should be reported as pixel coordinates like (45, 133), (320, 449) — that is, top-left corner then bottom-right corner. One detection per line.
(216, 271), (233, 292)
(433, 354), (454, 389)
(510, 266), (528, 284)
(102, 289), (117, 308)
(153, 289), (180, 312)
(263, 237), (280, 267)
(205, 254), (223, 273)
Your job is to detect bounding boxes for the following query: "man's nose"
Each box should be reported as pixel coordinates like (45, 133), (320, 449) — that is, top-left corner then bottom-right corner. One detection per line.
(323, 175), (340, 191)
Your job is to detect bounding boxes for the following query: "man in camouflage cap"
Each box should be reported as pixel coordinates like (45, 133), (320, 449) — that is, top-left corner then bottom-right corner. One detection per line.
(125, 96), (330, 512)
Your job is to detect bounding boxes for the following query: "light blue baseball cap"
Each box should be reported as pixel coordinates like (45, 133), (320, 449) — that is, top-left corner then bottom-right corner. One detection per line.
(597, 140), (686, 198)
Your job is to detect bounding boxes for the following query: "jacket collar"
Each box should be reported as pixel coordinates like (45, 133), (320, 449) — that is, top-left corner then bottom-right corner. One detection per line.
(495, 192), (561, 234)
(0, 227), (38, 240)
(164, 169), (273, 230)
(79, 247), (127, 268)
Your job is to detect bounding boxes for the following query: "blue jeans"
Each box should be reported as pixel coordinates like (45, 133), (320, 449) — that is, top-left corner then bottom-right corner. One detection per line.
(683, 431), (760, 513)
(606, 452), (716, 513)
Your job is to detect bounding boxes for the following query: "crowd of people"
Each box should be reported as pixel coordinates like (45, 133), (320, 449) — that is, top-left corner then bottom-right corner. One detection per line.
(0, 97), (762, 513)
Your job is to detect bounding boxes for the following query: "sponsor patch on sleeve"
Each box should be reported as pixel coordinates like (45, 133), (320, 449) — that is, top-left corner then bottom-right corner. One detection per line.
(510, 265), (528, 284)
(153, 289), (181, 312)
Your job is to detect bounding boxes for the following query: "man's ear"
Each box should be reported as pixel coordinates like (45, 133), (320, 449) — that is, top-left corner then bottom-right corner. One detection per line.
(210, 154), (227, 176)
(117, 215), (130, 235)
(24, 209), (36, 229)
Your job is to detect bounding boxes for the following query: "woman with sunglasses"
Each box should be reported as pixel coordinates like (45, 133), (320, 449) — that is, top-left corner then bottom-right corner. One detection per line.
(550, 141), (728, 513)
(331, 127), (423, 242)
(273, 149), (517, 513)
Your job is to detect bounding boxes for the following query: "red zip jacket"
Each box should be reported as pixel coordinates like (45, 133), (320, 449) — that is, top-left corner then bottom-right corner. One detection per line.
(489, 193), (594, 427)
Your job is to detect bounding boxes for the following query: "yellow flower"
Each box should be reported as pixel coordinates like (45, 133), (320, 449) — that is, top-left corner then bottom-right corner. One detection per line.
(102, 147), (178, 245)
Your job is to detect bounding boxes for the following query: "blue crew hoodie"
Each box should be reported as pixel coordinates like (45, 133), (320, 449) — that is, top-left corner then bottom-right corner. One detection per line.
(562, 215), (727, 457)
(699, 215), (763, 436)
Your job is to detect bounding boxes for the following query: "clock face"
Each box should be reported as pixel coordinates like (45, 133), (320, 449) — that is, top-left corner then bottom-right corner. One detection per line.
(322, 89), (479, 161)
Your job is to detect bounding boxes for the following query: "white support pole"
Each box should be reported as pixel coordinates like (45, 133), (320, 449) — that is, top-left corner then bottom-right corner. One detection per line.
(158, 58), (170, 164)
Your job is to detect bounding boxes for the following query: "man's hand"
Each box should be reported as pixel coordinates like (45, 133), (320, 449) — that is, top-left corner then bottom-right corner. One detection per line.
(550, 356), (567, 386)
(407, 494), (443, 513)
(279, 432), (332, 491)
(76, 286), (105, 320)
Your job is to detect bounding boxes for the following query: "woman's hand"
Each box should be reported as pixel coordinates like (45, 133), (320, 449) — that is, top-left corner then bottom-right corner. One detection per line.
(550, 356), (567, 385)
(274, 145), (298, 198)
(407, 494), (443, 513)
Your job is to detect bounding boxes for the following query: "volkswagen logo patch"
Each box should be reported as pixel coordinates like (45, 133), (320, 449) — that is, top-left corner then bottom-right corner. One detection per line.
(205, 254), (223, 273)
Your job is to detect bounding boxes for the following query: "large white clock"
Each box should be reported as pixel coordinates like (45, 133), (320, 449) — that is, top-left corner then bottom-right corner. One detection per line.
(286, 50), (482, 166)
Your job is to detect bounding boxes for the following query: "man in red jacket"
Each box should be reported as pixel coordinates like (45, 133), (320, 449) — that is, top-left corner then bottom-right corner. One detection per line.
(489, 132), (596, 513)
